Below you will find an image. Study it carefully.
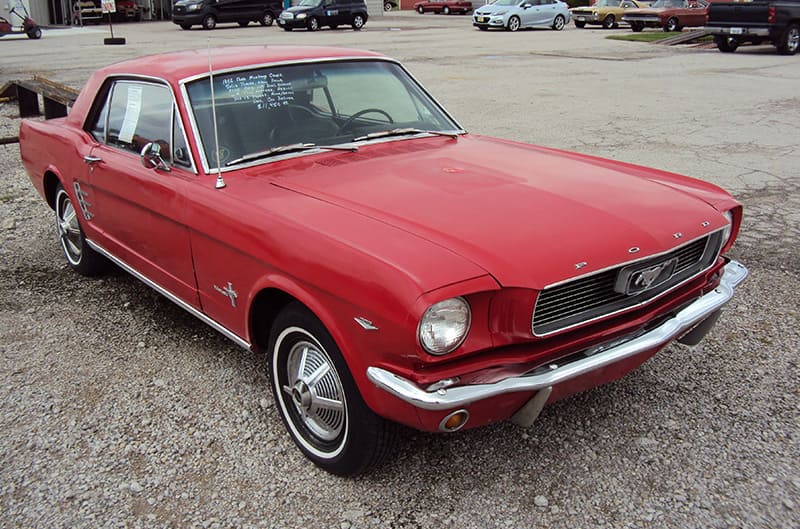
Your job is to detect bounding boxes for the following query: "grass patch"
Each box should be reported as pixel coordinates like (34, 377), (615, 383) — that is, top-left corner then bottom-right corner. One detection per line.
(607, 32), (714, 43)
(607, 32), (683, 42)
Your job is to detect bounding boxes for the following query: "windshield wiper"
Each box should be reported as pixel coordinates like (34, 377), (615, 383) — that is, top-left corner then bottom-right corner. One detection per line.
(352, 128), (461, 142)
(225, 142), (358, 167)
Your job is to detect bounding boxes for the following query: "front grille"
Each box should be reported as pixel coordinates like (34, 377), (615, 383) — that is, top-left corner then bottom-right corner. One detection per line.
(532, 232), (722, 336)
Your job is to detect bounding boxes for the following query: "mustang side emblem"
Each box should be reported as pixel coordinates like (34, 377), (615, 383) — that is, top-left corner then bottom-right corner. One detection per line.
(615, 257), (678, 296)
(213, 282), (238, 308)
(73, 182), (94, 220)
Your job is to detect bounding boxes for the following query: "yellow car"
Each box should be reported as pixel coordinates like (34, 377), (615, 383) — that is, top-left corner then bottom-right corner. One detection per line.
(571, 0), (647, 29)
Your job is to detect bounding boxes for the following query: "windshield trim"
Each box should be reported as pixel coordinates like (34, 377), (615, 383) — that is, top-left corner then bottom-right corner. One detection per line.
(179, 56), (466, 175)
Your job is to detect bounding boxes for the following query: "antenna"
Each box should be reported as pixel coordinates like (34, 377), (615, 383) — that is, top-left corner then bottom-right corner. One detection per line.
(208, 40), (226, 189)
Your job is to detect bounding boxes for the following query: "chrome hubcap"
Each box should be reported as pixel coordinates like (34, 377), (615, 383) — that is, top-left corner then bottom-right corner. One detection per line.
(282, 341), (345, 441)
(789, 28), (799, 51)
(57, 193), (82, 262)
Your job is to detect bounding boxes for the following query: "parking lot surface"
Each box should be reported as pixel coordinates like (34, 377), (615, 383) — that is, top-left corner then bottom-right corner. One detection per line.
(1, 13), (798, 529)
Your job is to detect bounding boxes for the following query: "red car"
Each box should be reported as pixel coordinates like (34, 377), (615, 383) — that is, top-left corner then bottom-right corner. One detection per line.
(20, 46), (747, 476)
(622, 0), (708, 31)
(414, 0), (473, 14)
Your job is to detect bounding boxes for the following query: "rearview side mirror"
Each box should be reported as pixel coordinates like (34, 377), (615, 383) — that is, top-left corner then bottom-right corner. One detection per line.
(140, 142), (171, 172)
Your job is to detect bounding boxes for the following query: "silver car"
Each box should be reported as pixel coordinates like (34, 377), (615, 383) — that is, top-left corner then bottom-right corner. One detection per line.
(473, 0), (571, 31)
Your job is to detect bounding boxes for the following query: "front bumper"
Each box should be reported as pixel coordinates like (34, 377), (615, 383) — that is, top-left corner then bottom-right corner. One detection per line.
(572, 12), (599, 22)
(473, 14), (507, 28)
(278, 17), (308, 28)
(367, 259), (747, 411)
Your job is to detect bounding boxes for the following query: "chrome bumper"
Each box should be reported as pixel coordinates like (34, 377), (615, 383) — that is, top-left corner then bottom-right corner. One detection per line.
(705, 26), (771, 37)
(367, 260), (748, 411)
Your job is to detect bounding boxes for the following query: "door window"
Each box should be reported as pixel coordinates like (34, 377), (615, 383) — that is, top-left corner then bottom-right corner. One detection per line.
(87, 80), (193, 169)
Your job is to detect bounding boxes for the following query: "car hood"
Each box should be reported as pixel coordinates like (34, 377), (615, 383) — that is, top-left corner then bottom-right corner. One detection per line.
(263, 135), (732, 290)
(624, 7), (670, 14)
(284, 5), (314, 13)
(475, 4), (514, 14)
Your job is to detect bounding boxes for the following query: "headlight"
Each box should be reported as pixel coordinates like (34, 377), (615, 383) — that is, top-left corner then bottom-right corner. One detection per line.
(721, 210), (733, 246)
(494, 10), (507, 15)
(296, 12), (307, 18)
(186, 3), (201, 10)
(418, 297), (471, 355)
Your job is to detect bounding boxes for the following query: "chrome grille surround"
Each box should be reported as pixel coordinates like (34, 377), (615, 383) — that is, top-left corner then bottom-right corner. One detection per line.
(532, 230), (724, 337)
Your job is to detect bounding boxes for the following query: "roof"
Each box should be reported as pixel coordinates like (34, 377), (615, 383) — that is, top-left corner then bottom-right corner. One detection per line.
(95, 45), (387, 85)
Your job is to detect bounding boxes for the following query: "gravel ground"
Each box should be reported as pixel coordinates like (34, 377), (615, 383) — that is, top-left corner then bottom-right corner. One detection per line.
(1, 15), (799, 529)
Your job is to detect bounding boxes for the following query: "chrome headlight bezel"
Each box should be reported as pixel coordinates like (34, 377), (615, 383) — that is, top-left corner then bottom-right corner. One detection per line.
(418, 297), (472, 355)
(721, 210), (733, 247)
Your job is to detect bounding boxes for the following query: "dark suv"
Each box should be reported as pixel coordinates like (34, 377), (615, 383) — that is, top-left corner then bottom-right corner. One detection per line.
(172, 0), (283, 29)
(277, 0), (369, 31)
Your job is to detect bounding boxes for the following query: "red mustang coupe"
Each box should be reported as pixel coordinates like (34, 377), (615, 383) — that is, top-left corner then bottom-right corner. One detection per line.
(20, 46), (747, 476)
(414, 0), (473, 14)
(622, 0), (709, 31)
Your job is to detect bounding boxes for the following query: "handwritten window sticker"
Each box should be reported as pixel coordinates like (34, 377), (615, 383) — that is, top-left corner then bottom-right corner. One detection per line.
(118, 85), (143, 144)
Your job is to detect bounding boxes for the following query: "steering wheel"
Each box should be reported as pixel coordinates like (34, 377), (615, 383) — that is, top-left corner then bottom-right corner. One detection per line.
(337, 108), (394, 134)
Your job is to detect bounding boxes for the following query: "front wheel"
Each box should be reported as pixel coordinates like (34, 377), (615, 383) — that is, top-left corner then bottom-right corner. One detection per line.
(307, 16), (319, 31)
(507, 15), (520, 32)
(602, 14), (615, 29)
(26, 26), (42, 39)
(269, 303), (396, 476)
(443, 5), (450, 14)
(777, 23), (799, 55)
(352, 13), (365, 29)
(630, 21), (643, 32)
(54, 184), (107, 276)
(238, 20), (249, 26)
(552, 14), (565, 31)
(179, 23), (191, 29)
(417, 5), (424, 13)
(664, 17), (679, 32)
(574, 20), (586, 28)
(715, 35), (738, 53)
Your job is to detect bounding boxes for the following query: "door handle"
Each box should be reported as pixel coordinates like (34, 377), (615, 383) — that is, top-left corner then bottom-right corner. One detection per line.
(83, 155), (102, 164)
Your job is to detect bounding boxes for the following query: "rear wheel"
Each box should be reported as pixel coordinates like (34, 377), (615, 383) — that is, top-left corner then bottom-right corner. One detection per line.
(602, 14), (615, 29)
(238, 20), (249, 26)
(260, 11), (274, 26)
(283, 25), (293, 31)
(352, 13), (365, 29)
(202, 14), (216, 29)
(417, 5), (424, 13)
(54, 184), (107, 276)
(179, 23), (191, 29)
(269, 303), (396, 476)
(384, 1), (393, 10)
(776, 23), (799, 55)
(715, 35), (739, 53)
(507, 15), (520, 31)
(553, 14), (565, 30)
(330, 23), (338, 29)
(664, 17), (679, 32)
(574, 20), (585, 28)
(26, 26), (42, 39)
(443, 5), (450, 14)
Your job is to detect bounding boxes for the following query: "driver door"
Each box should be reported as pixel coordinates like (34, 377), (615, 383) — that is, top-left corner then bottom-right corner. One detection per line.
(83, 79), (200, 308)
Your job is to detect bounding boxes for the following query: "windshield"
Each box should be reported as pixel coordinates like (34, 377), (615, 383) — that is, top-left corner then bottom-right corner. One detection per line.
(594, 0), (621, 6)
(186, 60), (460, 170)
(298, 0), (322, 6)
